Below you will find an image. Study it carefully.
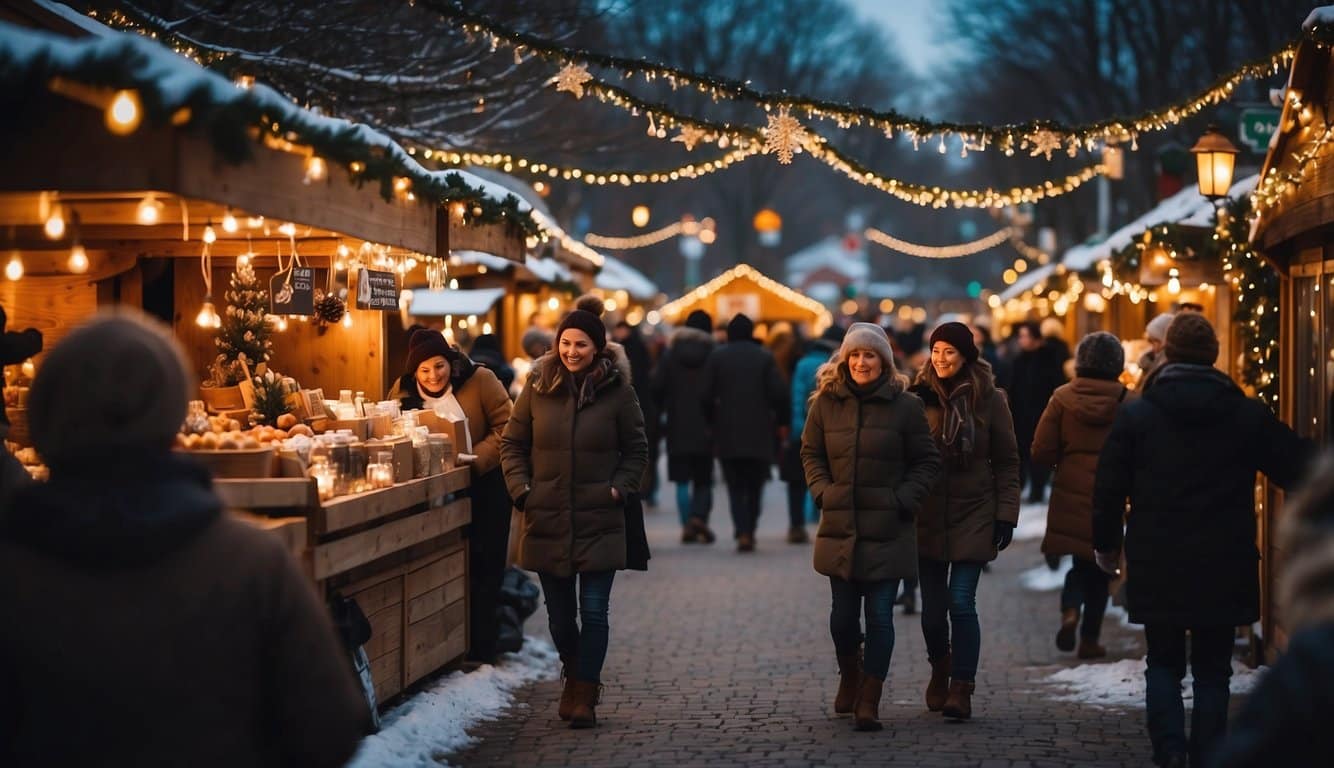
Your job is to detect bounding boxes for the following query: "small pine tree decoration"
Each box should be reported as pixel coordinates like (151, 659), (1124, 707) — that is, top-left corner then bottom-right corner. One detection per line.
(249, 368), (297, 427)
(213, 262), (272, 385)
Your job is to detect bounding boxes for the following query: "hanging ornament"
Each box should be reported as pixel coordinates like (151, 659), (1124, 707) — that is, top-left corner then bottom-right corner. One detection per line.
(551, 63), (593, 99)
(1026, 130), (1063, 160)
(313, 289), (347, 334)
(672, 125), (707, 151)
(762, 107), (804, 165)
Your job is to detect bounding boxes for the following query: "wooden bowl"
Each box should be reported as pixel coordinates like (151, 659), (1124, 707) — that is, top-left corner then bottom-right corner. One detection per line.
(178, 446), (277, 479)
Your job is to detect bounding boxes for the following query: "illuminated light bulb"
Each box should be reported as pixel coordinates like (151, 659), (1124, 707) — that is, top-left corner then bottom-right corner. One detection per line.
(482, 321), (493, 334)
(304, 156), (327, 183)
(137, 194), (163, 225)
(246, 215), (264, 229)
(342, 312), (353, 328)
(605, 298), (619, 312)
(1168, 271), (1181, 295)
(5, 252), (23, 281)
(43, 206), (66, 240)
(202, 222), (217, 244)
(467, 315), (478, 326)
(448, 278), (458, 290)
(105, 90), (142, 135)
(273, 315), (288, 332)
(525, 235), (539, 249)
(278, 222), (296, 237)
(547, 297), (560, 310)
(196, 298), (220, 328)
(406, 258), (418, 270)
(221, 209), (238, 233)
(68, 243), (89, 274)
(478, 265), (488, 274)
(238, 251), (252, 267)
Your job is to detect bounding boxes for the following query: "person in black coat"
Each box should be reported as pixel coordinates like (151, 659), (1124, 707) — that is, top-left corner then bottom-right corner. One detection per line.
(614, 320), (659, 506)
(1008, 321), (1066, 502)
(1215, 452), (1334, 768)
(651, 310), (718, 544)
(701, 313), (788, 552)
(468, 333), (516, 396)
(1092, 313), (1310, 768)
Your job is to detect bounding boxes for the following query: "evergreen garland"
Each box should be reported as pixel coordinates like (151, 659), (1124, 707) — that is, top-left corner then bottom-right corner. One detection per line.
(213, 262), (272, 386)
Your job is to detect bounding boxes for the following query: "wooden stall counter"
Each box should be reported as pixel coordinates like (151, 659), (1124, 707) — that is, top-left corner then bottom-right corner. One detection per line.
(216, 466), (472, 705)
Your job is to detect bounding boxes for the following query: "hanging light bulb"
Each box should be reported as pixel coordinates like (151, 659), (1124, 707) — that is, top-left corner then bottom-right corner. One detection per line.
(221, 208), (239, 233)
(1167, 269), (1181, 295)
(278, 222), (296, 237)
(137, 194), (163, 225)
(67, 243), (89, 274)
(202, 221), (217, 244)
(342, 311), (353, 328)
(105, 89), (142, 135)
(44, 205), (66, 240)
(4, 252), (23, 281)
(196, 297), (221, 328)
(304, 156), (327, 183)
(273, 315), (289, 332)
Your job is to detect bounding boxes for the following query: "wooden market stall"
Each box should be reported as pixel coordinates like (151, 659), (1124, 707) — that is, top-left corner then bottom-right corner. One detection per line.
(0, 13), (537, 703)
(1250, 26), (1334, 659)
(658, 263), (832, 338)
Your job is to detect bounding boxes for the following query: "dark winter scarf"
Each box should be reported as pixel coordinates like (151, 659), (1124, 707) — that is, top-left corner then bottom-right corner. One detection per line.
(845, 369), (888, 400)
(936, 378), (976, 467)
(569, 355), (618, 410)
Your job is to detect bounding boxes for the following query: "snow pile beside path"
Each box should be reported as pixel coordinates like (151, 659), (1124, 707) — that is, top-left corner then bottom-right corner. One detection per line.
(347, 638), (558, 768)
(1013, 502), (1049, 542)
(1044, 657), (1267, 709)
(1019, 556), (1071, 591)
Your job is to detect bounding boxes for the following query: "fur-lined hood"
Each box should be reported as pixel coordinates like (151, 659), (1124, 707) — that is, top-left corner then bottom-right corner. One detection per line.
(668, 326), (715, 368)
(528, 343), (633, 400)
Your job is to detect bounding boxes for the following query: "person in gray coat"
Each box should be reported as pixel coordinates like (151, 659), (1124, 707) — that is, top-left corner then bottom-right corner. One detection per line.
(701, 313), (788, 552)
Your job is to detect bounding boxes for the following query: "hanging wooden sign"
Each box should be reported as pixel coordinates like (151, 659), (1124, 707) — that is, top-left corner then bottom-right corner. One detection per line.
(270, 267), (314, 315)
(356, 268), (400, 310)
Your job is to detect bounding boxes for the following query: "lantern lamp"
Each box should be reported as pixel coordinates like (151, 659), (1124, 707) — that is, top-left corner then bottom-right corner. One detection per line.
(1190, 125), (1239, 199)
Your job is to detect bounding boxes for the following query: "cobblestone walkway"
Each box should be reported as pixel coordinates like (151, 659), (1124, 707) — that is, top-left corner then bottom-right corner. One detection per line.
(456, 476), (1157, 767)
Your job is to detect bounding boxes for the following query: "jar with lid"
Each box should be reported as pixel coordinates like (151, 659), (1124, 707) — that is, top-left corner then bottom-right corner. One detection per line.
(330, 435), (353, 495)
(348, 441), (369, 493)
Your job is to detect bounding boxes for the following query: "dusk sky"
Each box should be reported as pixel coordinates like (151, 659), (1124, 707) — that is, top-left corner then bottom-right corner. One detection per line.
(844, 0), (962, 78)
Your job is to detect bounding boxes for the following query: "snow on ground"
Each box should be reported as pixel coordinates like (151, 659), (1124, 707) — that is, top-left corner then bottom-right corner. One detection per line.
(1013, 501), (1049, 542)
(1018, 556), (1072, 591)
(1043, 657), (1267, 709)
(347, 638), (558, 768)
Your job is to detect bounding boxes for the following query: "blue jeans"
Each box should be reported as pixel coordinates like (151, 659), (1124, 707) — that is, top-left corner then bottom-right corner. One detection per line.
(830, 577), (899, 680)
(675, 481), (713, 527)
(919, 559), (984, 682)
(538, 570), (616, 683)
(1144, 624), (1234, 766)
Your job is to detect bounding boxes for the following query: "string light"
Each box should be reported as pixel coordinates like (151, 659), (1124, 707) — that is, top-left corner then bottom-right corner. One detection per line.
(104, 89), (141, 135)
(136, 193), (163, 225)
(864, 226), (1013, 259)
(43, 204), (66, 240)
(221, 208), (238, 233)
(68, 243), (89, 274)
(5, 252), (23, 281)
(433, 3), (1301, 155)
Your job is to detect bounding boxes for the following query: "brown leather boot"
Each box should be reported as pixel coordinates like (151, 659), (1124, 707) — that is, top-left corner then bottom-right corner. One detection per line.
(941, 679), (975, 720)
(853, 675), (884, 731)
(1056, 608), (1079, 652)
(568, 680), (601, 729)
(834, 653), (861, 714)
(1077, 637), (1107, 659)
(557, 656), (577, 720)
(925, 652), (951, 712)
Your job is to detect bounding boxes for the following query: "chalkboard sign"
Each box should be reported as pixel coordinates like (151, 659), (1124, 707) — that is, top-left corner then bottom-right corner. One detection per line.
(270, 267), (314, 316)
(356, 268), (400, 310)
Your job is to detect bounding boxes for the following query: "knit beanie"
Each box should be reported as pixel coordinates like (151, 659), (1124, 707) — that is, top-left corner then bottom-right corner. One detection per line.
(1145, 313), (1176, 343)
(841, 322), (895, 367)
(406, 328), (453, 373)
(1163, 312), (1219, 366)
(1075, 331), (1125, 380)
(685, 309), (713, 333)
(556, 294), (607, 350)
(29, 310), (188, 467)
(520, 327), (553, 357)
(928, 321), (979, 363)
(820, 323), (847, 345)
(726, 313), (755, 342)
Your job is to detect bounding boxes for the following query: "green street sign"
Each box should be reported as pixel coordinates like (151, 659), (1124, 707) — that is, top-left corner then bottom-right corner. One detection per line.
(1239, 107), (1281, 153)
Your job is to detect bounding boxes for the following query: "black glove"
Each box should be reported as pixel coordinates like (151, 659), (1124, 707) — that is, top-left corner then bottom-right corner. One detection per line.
(993, 520), (1015, 551)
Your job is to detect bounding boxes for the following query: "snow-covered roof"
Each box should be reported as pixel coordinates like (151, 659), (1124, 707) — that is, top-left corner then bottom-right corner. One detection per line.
(866, 278), (916, 299)
(595, 255), (658, 300)
(998, 263), (1056, 301)
(0, 19), (534, 229)
(407, 287), (506, 317)
(1062, 174), (1257, 272)
(786, 236), (869, 283)
(449, 250), (572, 283)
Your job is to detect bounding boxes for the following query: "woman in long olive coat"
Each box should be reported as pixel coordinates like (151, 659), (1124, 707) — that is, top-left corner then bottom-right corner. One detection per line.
(802, 323), (942, 732)
(910, 322), (1021, 722)
(500, 296), (647, 730)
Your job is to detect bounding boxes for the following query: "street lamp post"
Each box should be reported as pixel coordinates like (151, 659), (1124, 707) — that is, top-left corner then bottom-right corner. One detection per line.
(1190, 125), (1240, 200)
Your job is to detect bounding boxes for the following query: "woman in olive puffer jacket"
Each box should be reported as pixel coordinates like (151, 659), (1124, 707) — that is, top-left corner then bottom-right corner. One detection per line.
(802, 323), (942, 732)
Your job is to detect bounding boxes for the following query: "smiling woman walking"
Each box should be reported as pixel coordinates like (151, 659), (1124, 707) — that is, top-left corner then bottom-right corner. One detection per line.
(501, 296), (648, 729)
(801, 323), (942, 731)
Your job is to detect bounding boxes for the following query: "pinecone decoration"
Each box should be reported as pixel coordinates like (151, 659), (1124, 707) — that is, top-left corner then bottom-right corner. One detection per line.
(313, 290), (346, 333)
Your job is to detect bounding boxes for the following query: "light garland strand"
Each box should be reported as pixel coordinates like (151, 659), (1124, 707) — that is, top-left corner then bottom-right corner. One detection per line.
(422, 145), (760, 186)
(659, 263), (831, 325)
(585, 221), (686, 249)
(433, 0), (1300, 155)
(1251, 119), (1334, 226)
(864, 226), (1015, 259)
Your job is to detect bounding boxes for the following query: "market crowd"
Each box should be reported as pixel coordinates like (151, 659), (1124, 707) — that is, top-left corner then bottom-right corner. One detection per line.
(0, 296), (1330, 768)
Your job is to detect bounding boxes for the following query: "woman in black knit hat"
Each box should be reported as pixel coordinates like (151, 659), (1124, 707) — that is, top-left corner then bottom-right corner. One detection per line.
(909, 321), (1021, 721)
(501, 295), (648, 729)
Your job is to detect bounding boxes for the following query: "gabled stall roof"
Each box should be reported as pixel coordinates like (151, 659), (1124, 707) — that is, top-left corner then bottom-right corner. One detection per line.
(595, 255), (658, 301)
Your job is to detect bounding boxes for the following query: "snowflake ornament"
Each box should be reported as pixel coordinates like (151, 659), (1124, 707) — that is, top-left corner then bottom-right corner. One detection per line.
(763, 107), (804, 165)
(551, 63), (593, 99)
(1027, 130), (1063, 160)
(672, 125), (707, 151)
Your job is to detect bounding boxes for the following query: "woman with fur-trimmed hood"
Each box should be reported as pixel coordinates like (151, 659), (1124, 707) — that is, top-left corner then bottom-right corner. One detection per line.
(801, 322), (941, 731)
(500, 295), (648, 730)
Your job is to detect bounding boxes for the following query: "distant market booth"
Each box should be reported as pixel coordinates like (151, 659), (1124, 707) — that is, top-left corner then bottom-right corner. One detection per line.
(658, 263), (831, 338)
